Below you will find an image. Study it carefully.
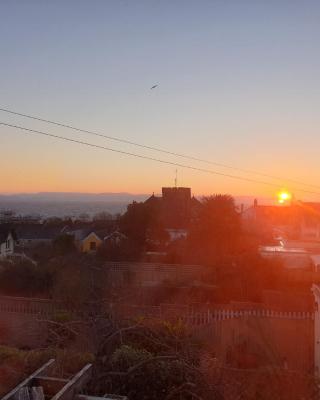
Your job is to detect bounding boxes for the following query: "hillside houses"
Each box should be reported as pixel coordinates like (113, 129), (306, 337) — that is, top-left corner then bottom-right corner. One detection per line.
(243, 199), (320, 271)
(0, 224), (59, 259)
(243, 199), (320, 241)
(0, 222), (127, 257)
(65, 229), (127, 253)
(242, 199), (297, 238)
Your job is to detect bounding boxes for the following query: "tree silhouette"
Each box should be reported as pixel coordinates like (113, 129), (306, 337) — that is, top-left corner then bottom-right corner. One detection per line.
(188, 195), (241, 265)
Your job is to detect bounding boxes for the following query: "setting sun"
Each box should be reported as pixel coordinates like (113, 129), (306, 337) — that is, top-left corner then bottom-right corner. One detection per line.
(278, 190), (292, 204)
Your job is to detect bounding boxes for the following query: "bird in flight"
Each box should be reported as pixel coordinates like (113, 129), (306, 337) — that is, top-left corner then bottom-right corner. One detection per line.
(150, 84), (158, 90)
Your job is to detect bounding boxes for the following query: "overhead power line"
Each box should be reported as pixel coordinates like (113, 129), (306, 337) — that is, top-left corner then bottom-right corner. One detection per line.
(1, 120), (320, 197)
(0, 106), (318, 190)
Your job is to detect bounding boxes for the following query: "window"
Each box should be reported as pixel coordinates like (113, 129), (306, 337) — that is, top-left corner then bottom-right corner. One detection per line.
(89, 241), (97, 251)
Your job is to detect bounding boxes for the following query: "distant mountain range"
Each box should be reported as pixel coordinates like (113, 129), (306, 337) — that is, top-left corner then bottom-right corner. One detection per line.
(0, 192), (150, 217)
(0, 192), (149, 203)
(0, 192), (273, 218)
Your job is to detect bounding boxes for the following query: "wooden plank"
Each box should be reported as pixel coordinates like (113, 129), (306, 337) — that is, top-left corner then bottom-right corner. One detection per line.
(15, 387), (30, 400)
(30, 387), (44, 400)
(51, 364), (92, 400)
(32, 377), (69, 395)
(1, 359), (55, 400)
(34, 377), (69, 383)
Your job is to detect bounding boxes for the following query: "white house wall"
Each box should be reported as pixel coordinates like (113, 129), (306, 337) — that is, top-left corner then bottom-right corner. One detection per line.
(0, 233), (15, 257)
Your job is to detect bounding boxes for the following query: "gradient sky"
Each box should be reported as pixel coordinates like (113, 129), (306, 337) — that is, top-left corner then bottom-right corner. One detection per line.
(1, 0), (320, 200)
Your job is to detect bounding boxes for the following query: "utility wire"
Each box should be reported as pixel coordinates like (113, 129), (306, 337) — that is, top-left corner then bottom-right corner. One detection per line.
(1, 121), (320, 197)
(0, 106), (318, 190)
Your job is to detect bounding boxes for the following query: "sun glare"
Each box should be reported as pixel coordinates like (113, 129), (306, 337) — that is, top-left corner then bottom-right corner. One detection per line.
(277, 190), (292, 204)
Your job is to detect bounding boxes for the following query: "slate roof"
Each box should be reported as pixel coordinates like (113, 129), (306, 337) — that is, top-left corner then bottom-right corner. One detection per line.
(68, 229), (102, 241)
(15, 224), (61, 240)
(68, 228), (114, 241)
(104, 230), (127, 241)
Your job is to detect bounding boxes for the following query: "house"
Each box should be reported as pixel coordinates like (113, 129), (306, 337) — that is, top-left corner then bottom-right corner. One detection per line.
(69, 229), (103, 252)
(242, 199), (320, 242)
(66, 228), (124, 253)
(242, 199), (296, 238)
(14, 224), (61, 248)
(145, 186), (200, 229)
(81, 232), (103, 252)
(0, 226), (17, 258)
(244, 200), (320, 271)
(104, 230), (127, 245)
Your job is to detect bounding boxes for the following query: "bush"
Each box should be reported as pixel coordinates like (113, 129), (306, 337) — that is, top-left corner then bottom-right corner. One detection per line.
(0, 260), (53, 296)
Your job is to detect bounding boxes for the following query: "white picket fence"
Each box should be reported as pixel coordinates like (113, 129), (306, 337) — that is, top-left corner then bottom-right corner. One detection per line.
(183, 309), (314, 326)
(0, 296), (59, 315)
(0, 296), (314, 327)
(112, 303), (314, 326)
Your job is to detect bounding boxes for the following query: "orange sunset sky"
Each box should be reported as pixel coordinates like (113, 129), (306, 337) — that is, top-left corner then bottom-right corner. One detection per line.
(1, 1), (320, 202)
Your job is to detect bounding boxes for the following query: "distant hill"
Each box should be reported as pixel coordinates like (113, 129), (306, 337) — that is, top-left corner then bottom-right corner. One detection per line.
(0, 192), (274, 218)
(0, 192), (150, 218)
(0, 192), (149, 202)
